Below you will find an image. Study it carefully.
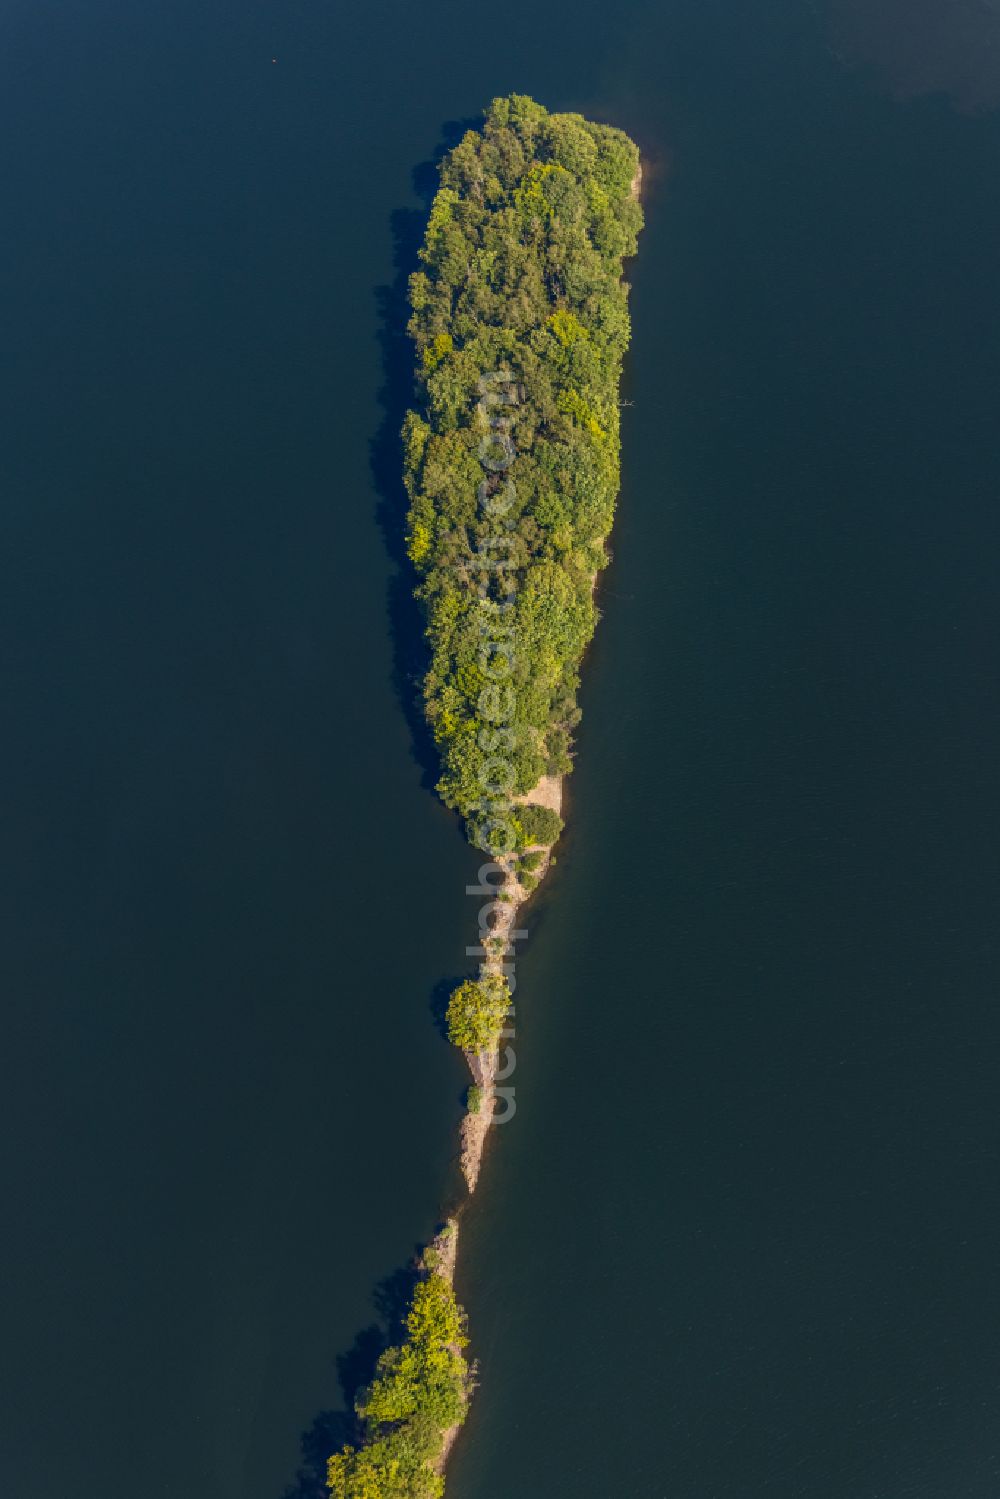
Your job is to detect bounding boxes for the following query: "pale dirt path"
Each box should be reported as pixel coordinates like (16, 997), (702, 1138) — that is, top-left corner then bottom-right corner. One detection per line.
(458, 774), (563, 1191)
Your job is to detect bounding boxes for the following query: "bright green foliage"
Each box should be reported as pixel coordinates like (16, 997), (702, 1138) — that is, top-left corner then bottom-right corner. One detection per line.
(514, 804), (563, 849)
(327, 1272), (470, 1499)
(445, 976), (511, 1053)
(404, 95), (642, 846)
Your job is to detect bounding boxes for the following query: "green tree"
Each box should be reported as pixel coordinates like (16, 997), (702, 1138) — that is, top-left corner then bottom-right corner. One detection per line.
(446, 976), (511, 1053)
(515, 804), (564, 848)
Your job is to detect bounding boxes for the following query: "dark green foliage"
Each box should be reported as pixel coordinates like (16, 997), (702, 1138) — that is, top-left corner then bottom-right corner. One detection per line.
(405, 96), (642, 846)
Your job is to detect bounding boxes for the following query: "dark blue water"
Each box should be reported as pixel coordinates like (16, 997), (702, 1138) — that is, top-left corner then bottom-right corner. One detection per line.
(2, 3), (1000, 1497)
(453, 13), (1000, 1499)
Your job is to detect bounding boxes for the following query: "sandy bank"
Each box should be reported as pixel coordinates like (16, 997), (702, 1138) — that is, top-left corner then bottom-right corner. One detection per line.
(458, 772), (562, 1191)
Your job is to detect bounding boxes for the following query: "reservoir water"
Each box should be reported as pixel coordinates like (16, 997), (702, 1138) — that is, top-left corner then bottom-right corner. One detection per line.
(2, 3), (1000, 1497)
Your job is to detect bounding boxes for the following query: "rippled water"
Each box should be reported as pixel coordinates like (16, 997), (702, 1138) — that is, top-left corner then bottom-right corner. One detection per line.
(823, 0), (1000, 111)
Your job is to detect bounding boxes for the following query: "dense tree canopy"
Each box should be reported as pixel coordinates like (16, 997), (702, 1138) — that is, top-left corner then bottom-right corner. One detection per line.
(514, 803), (563, 849)
(404, 95), (642, 850)
(445, 975), (512, 1053)
(327, 1268), (469, 1499)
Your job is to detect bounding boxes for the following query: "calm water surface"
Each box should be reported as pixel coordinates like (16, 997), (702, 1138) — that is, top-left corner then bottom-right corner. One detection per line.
(2, 2), (999, 1497)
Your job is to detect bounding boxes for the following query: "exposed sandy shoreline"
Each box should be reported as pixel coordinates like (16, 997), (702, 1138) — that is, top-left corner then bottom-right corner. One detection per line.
(440, 150), (640, 1468)
(457, 157), (639, 1191)
(458, 773), (563, 1191)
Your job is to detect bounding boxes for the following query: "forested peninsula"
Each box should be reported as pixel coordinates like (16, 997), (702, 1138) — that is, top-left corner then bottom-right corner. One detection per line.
(404, 93), (642, 846)
(327, 96), (641, 1498)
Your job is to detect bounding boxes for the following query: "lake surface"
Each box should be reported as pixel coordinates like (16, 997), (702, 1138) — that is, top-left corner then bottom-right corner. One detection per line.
(2, 3), (1000, 1497)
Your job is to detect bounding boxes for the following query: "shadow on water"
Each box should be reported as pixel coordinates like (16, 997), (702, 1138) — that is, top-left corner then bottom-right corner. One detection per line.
(280, 118), (480, 1499)
(370, 118), (480, 792)
(279, 1260), (424, 1499)
(429, 973), (462, 1044)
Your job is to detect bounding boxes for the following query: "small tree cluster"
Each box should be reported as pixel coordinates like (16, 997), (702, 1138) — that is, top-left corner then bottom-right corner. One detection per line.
(515, 804), (563, 848)
(445, 975), (511, 1053)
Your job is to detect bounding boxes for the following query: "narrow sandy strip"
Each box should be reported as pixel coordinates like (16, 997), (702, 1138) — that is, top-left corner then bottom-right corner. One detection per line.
(458, 774), (563, 1191)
